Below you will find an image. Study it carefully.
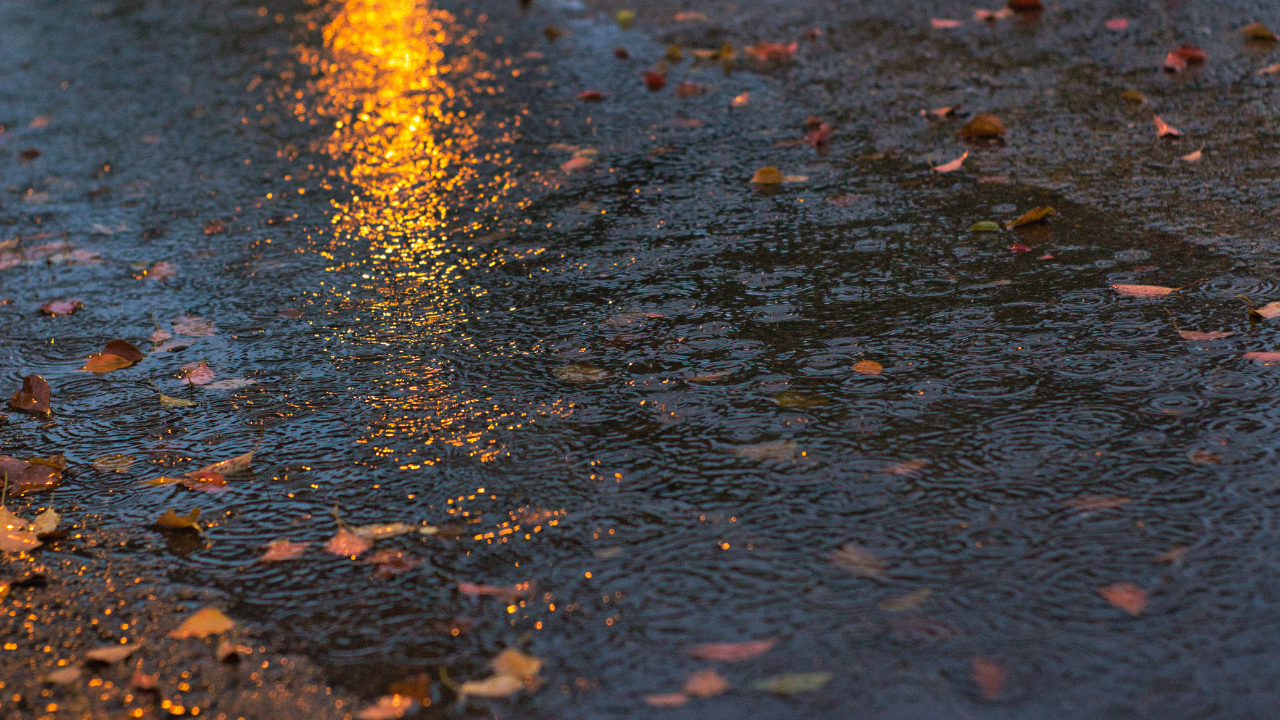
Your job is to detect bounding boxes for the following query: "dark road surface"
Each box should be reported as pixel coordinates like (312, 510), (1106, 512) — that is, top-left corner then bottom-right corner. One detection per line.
(6, 0), (1280, 718)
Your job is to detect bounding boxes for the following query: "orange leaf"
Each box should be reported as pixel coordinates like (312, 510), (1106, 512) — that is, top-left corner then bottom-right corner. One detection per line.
(934, 150), (967, 173)
(1006, 205), (1057, 228)
(577, 90), (606, 102)
(644, 693), (689, 708)
(955, 113), (1005, 139)
(1105, 17), (1128, 30)
(853, 360), (883, 375)
(325, 528), (371, 557)
(1112, 284), (1177, 297)
(971, 657), (1006, 700)
(258, 539), (309, 561)
(1257, 63), (1280, 75)
(751, 167), (784, 184)
(169, 607), (235, 638)
(561, 156), (594, 172)
(1099, 582), (1147, 615)
(1153, 115), (1180, 137)
(1241, 22), (1278, 41)
(1173, 44), (1206, 63)
(1163, 52), (1187, 72)
(8, 374), (51, 414)
(683, 669), (730, 698)
(1243, 351), (1280, 363)
(1180, 147), (1203, 162)
(688, 639), (775, 662)
(731, 92), (749, 107)
(930, 18), (963, 28)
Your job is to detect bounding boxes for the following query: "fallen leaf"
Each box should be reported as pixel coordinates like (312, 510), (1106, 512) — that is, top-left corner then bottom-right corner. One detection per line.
(1173, 44), (1207, 63)
(934, 150), (967, 173)
(92, 454), (135, 472)
(665, 44), (683, 63)
(884, 459), (928, 475)
(129, 671), (160, 691)
(971, 657), (1006, 700)
(751, 167), (784, 185)
(931, 18), (963, 29)
(1190, 450), (1222, 464)
(1153, 115), (1180, 137)
(752, 672), (831, 695)
(0, 530), (41, 553)
(1243, 351), (1280, 363)
(968, 221), (1002, 232)
(688, 371), (732, 383)
(878, 588), (933, 612)
(84, 643), (139, 663)
(325, 528), (372, 557)
(1155, 546), (1188, 564)
(181, 360), (215, 385)
(1241, 22), (1278, 41)
(258, 539), (309, 561)
(460, 674), (526, 698)
(731, 441), (799, 462)
(39, 299), (83, 316)
(172, 315), (216, 337)
(1099, 581), (1147, 615)
(1006, 206), (1057, 228)
(144, 261), (177, 281)
(560, 156), (594, 172)
(553, 363), (609, 382)
(853, 360), (883, 375)
(675, 82), (706, 98)
(773, 391), (829, 407)
(644, 693), (689, 708)
(1163, 53), (1187, 72)
(614, 47), (630, 59)
(9, 374), (51, 414)
(688, 639), (775, 662)
(643, 70), (668, 91)
(577, 90), (606, 102)
(216, 639), (254, 663)
(974, 8), (1014, 21)
(388, 673), (432, 702)
(0, 506), (24, 531)
(0, 456), (62, 495)
(1105, 17), (1128, 30)
(542, 25), (562, 42)
(615, 9), (635, 28)
(744, 42), (797, 62)
(168, 607), (235, 638)
(1254, 301), (1280, 319)
(1257, 63), (1280, 75)
(357, 695), (418, 720)
(1180, 147), (1203, 162)
(371, 551), (421, 578)
(31, 507), (59, 535)
(731, 92), (749, 107)
(155, 508), (202, 530)
(492, 648), (542, 680)
(82, 339), (144, 373)
(683, 669), (730, 698)
(204, 378), (256, 390)
(1009, 243), (1032, 253)
(1179, 329), (1234, 341)
(831, 543), (885, 578)
(956, 114), (1005, 139)
(1121, 89), (1146, 104)
(43, 667), (82, 685)
(675, 11), (708, 21)
(1112, 284), (1177, 297)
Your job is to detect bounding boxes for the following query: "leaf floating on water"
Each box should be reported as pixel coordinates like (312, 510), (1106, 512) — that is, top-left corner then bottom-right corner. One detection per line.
(1252, 301), (1280, 319)
(155, 508), (201, 531)
(731, 92), (749, 107)
(752, 672), (832, 695)
(1242, 351), (1280, 364)
(968, 221), (1002, 232)
(0, 505), (25, 532)
(172, 315), (216, 337)
(325, 528), (372, 557)
(1257, 63), (1280, 75)
(1178, 329), (1235, 341)
(1241, 22), (1279, 41)
(370, 550), (421, 578)
(1121, 89), (1146, 104)
(955, 113), (1005, 140)
(644, 693), (690, 708)
(168, 607), (234, 638)
(883, 459), (928, 475)
(144, 261), (177, 281)
(181, 360), (215, 385)
(31, 507), (59, 536)
(492, 648), (542, 680)
(831, 543), (885, 578)
(357, 695), (419, 720)
(577, 90), (606, 103)
(84, 643), (140, 663)
(878, 587), (933, 612)
(683, 669), (730, 698)
(1105, 17), (1129, 30)
(1112, 284), (1177, 297)
(1006, 206), (1056, 229)
(687, 371), (732, 383)
(459, 581), (536, 601)
(459, 673), (525, 698)
(39, 299), (83, 316)
(688, 639), (775, 662)
(1180, 146), (1203, 162)
(732, 440), (799, 462)
(1064, 496), (1131, 511)
(1155, 545), (1188, 564)
(460, 648), (544, 698)
(554, 363), (609, 383)
(773, 391), (829, 408)
(0, 456), (62, 495)
(92, 454), (136, 472)
(258, 539), (309, 562)
(1153, 115), (1180, 138)
(351, 522), (419, 540)
(43, 667), (83, 685)
(82, 339), (144, 373)
(615, 9), (635, 28)
(1163, 52), (1188, 73)
(1099, 581), (1147, 615)
(930, 18), (963, 28)
(1172, 44), (1207, 63)
(157, 388), (198, 407)
(853, 360), (883, 375)
(744, 41), (797, 63)
(9, 374), (51, 415)
(934, 150), (967, 173)
(751, 167), (784, 185)
(971, 657), (1006, 700)
(0, 530), (41, 553)
(560, 155), (594, 172)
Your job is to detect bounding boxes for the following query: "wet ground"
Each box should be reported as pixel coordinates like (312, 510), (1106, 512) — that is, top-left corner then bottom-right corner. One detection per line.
(7, 0), (1280, 718)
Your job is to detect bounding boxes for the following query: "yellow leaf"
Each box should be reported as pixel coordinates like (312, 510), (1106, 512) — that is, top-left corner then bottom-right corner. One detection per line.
(751, 167), (784, 184)
(168, 607), (234, 638)
(1006, 206), (1057, 229)
(156, 508), (201, 530)
(460, 674), (526, 698)
(492, 649), (542, 679)
(159, 393), (197, 407)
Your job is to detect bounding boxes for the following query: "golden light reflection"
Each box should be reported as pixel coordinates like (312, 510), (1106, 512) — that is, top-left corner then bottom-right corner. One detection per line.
(295, 0), (558, 464)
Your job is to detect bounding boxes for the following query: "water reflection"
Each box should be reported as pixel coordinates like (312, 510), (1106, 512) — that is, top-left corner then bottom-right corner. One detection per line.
(297, 0), (533, 464)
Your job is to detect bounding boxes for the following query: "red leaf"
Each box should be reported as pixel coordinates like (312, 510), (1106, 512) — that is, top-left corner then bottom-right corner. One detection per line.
(1243, 351), (1280, 363)
(1009, 243), (1032, 253)
(1105, 18), (1129, 30)
(1099, 582), (1147, 615)
(577, 90), (606, 102)
(8, 374), (51, 415)
(642, 72), (667, 91)
(1173, 44), (1206, 63)
(1162, 53), (1187, 73)
(613, 47), (630, 59)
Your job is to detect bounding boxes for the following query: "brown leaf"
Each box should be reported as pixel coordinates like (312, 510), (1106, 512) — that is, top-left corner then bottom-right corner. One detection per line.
(831, 543), (885, 578)
(1173, 44), (1207, 63)
(43, 667), (83, 685)
(853, 360), (883, 375)
(172, 315), (216, 337)
(883, 459), (928, 475)
(1178, 329), (1234, 341)
(0, 456), (62, 496)
(357, 695), (419, 720)
(155, 508), (201, 530)
(1112, 284), (1177, 297)
(971, 657), (1006, 700)
(751, 167), (784, 185)
(955, 114), (1005, 139)
(325, 528), (371, 557)
(82, 353), (134, 373)
(1242, 22), (1278, 41)
(688, 639), (775, 662)
(84, 643), (140, 663)
(258, 539), (309, 562)
(39, 299), (83, 316)
(387, 673), (432, 702)
(683, 669), (730, 698)
(1006, 206), (1057, 228)
(168, 607), (234, 638)
(0, 530), (41, 553)
(180, 360), (215, 385)
(1252, 301), (1280, 318)
(1099, 581), (1147, 615)
(9, 374), (51, 414)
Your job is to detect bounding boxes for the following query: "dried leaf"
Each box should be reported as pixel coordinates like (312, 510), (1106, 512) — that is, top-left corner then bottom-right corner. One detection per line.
(9, 374), (51, 414)
(934, 150), (967, 173)
(1178, 329), (1234, 341)
(1255, 301), (1280, 318)
(732, 441), (799, 462)
(884, 459), (928, 475)
(1258, 63), (1280, 75)
(0, 506), (24, 532)
(258, 539), (309, 562)
(158, 392), (197, 407)
(216, 639), (253, 662)
(751, 167), (784, 185)
(43, 667), (82, 685)
(387, 673), (432, 702)
(83, 353), (134, 373)
(172, 315), (216, 337)
(0, 530), (41, 552)
(615, 10), (635, 28)
(688, 639), (775, 662)
(181, 360), (215, 385)
(31, 508), (59, 536)
(1173, 44), (1207, 63)
(968, 221), (1002, 232)
(644, 693), (689, 708)
(683, 669), (730, 698)
(1243, 351), (1280, 363)
(577, 90), (606, 103)
(370, 551), (421, 578)
(675, 82), (706, 98)
(349, 522), (417, 541)
(665, 44), (683, 62)
(853, 360), (883, 375)
(1153, 115), (1180, 138)
(1155, 546), (1188, 564)
(971, 657), (1006, 700)
(39, 299), (83, 316)
(325, 528), (372, 557)
(155, 508), (201, 530)
(642, 71), (667, 91)
(1163, 52), (1187, 73)
(1006, 206), (1056, 228)
(553, 363), (609, 382)
(879, 588), (932, 612)
(1242, 22), (1278, 41)
(492, 649), (542, 679)
(1099, 582), (1147, 615)
(1121, 89), (1146, 104)
(144, 261), (176, 280)
(955, 114), (1005, 139)
(931, 18), (963, 29)
(1181, 147), (1203, 162)
(92, 454), (135, 472)
(773, 391), (828, 408)
(831, 543), (885, 578)
(752, 672), (831, 695)
(1112, 284), (1177, 297)
(357, 695), (419, 720)
(84, 643), (139, 663)
(0, 456), (62, 495)
(459, 673), (525, 698)
(168, 607), (235, 638)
